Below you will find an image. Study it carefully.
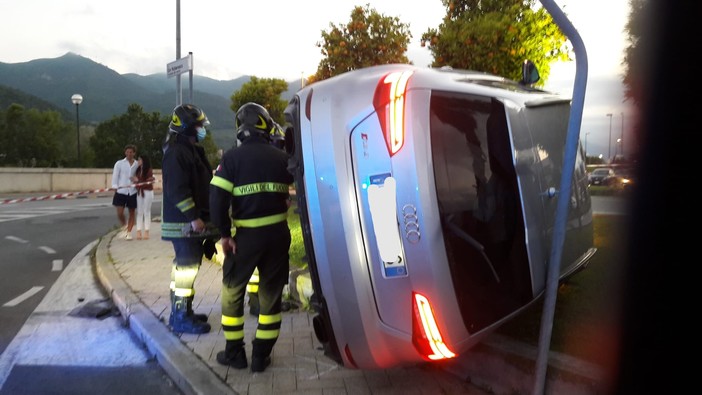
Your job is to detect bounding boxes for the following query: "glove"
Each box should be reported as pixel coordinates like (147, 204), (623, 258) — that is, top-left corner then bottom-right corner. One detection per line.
(203, 238), (217, 260)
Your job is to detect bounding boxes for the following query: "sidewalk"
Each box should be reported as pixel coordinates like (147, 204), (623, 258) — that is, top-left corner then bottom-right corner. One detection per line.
(94, 226), (605, 395)
(94, 226), (491, 395)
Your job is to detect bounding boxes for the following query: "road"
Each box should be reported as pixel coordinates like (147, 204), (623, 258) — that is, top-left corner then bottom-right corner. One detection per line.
(0, 194), (181, 395)
(0, 192), (625, 394)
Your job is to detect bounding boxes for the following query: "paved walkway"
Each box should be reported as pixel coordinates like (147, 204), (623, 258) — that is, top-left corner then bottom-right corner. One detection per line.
(95, 226), (491, 395)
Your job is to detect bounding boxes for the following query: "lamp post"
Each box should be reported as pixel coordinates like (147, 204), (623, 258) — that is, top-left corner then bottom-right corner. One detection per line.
(584, 131), (590, 158)
(71, 94), (83, 165)
(616, 138), (622, 158)
(606, 113), (613, 162)
(620, 112), (625, 158)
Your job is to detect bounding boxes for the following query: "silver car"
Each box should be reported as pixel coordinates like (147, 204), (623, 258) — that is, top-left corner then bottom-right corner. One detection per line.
(284, 64), (596, 369)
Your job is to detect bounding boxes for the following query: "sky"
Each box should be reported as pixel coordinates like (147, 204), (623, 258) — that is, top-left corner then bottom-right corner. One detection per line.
(1, 0), (633, 159)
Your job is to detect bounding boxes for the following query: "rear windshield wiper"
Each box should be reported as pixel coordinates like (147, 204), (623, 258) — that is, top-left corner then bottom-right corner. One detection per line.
(442, 214), (501, 283)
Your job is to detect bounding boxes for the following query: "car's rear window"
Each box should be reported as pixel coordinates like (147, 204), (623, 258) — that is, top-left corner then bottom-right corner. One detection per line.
(429, 92), (531, 332)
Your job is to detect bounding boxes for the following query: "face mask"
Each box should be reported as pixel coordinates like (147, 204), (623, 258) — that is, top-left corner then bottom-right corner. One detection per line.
(196, 126), (207, 142)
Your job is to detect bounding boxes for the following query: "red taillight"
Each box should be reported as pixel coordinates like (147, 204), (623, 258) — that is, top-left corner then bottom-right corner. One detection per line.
(373, 71), (413, 157)
(411, 292), (456, 361)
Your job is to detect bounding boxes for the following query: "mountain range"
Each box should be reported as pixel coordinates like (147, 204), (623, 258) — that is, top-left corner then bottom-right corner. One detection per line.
(0, 52), (302, 148)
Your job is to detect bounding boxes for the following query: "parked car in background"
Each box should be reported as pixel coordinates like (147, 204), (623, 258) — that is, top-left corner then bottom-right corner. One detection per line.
(284, 63), (596, 369)
(588, 167), (617, 186)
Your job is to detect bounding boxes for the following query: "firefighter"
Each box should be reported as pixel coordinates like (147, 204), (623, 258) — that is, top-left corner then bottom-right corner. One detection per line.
(161, 103), (219, 334)
(210, 102), (294, 372)
(245, 121), (285, 317)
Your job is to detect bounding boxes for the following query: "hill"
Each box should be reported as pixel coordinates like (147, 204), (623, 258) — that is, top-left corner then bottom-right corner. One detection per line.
(0, 52), (302, 149)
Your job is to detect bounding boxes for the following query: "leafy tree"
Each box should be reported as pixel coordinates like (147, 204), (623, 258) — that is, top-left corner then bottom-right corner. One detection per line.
(622, 0), (646, 108)
(620, 0), (647, 160)
(0, 104), (72, 167)
(90, 104), (167, 168)
(88, 103), (219, 169)
(310, 4), (412, 83)
(230, 76), (289, 126)
(421, 0), (570, 83)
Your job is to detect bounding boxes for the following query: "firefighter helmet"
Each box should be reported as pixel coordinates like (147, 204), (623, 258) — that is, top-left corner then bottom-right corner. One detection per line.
(235, 102), (273, 142)
(169, 104), (209, 136)
(269, 122), (285, 150)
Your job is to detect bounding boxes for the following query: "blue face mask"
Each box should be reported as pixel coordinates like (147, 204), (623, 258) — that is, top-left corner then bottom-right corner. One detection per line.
(196, 126), (207, 142)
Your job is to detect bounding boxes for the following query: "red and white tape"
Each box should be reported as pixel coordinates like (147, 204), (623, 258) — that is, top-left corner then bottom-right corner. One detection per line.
(0, 180), (159, 205)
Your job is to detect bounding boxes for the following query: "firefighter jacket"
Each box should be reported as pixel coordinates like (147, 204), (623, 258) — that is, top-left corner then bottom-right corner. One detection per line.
(210, 134), (294, 238)
(161, 134), (215, 240)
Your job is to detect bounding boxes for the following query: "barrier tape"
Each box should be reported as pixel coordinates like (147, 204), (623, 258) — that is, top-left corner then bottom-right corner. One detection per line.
(0, 180), (160, 205)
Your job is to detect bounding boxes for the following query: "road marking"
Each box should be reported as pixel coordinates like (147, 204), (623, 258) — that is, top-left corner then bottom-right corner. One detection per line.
(39, 246), (56, 254)
(0, 202), (115, 223)
(3, 286), (44, 307)
(5, 236), (28, 243)
(52, 259), (63, 271)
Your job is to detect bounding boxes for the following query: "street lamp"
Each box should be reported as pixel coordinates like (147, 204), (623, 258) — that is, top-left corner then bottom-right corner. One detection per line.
(620, 112), (625, 158)
(616, 138), (622, 158)
(71, 94), (83, 165)
(584, 131), (590, 158)
(606, 113), (613, 162)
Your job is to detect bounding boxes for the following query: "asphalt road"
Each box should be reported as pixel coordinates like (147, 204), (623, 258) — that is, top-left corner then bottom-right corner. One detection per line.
(0, 195), (181, 395)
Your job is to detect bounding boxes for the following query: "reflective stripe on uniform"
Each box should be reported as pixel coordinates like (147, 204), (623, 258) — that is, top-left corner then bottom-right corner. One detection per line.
(255, 313), (282, 340)
(233, 182), (289, 196)
(161, 221), (190, 238)
(221, 314), (245, 341)
(176, 197), (195, 212)
(232, 212), (287, 228)
(210, 175), (234, 193)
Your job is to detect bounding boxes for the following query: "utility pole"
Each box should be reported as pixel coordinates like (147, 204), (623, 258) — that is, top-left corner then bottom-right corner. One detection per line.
(620, 112), (624, 158)
(606, 113), (613, 162)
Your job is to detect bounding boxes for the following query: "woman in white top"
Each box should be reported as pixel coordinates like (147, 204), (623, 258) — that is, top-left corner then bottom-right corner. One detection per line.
(132, 154), (156, 240)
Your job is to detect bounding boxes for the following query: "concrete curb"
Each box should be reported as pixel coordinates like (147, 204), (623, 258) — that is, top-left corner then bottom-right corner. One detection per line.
(94, 230), (236, 395)
(444, 333), (606, 394)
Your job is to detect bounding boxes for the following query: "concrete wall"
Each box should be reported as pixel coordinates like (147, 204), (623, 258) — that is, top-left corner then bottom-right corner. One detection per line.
(0, 168), (162, 193)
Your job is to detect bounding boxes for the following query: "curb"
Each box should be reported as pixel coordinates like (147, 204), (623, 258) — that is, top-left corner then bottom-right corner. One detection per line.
(93, 229), (236, 395)
(444, 333), (606, 394)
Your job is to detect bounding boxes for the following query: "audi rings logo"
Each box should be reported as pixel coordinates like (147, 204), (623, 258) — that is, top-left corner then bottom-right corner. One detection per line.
(402, 204), (420, 244)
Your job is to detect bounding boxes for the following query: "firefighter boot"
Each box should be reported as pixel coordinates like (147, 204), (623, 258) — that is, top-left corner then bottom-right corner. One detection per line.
(248, 292), (260, 317)
(169, 291), (207, 324)
(251, 342), (272, 373)
(216, 340), (247, 369)
(186, 296), (209, 322)
(170, 295), (211, 334)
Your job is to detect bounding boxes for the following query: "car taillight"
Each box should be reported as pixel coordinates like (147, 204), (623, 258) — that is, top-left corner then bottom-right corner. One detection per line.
(373, 71), (413, 157)
(411, 292), (456, 361)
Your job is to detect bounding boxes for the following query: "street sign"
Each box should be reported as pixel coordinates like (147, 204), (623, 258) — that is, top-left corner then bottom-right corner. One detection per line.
(167, 55), (192, 78)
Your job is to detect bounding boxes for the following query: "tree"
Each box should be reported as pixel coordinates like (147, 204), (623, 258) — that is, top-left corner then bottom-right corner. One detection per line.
(90, 104), (221, 169)
(89, 104), (167, 168)
(230, 76), (289, 125)
(622, 0), (646, 108)
(310, 4), (412, 83)
(421, 0), (569, 83)
(621, 0), (647, 161)
(0, 104), (72, 167)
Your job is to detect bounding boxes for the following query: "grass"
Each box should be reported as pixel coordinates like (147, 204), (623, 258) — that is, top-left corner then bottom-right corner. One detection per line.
(495, 214), (628, 366)
(287, 201), (306, 271)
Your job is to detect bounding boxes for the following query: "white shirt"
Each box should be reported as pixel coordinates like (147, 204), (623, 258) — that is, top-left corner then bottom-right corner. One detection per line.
(111, 157), (138, 195)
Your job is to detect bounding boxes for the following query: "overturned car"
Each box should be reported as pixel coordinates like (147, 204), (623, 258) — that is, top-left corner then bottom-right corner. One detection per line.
(284, 63), (595, 369)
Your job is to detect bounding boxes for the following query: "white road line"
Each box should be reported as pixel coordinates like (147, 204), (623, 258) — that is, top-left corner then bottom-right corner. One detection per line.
(0, 214), (36, 222)
(3, 286), (44, 307)
(52, 259), (63, 271)
(39, 246), (56, 254)
(4, 236), (28, 243)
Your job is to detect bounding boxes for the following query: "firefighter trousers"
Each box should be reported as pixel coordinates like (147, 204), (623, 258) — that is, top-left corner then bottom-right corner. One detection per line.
(221, 222), (290, 358)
